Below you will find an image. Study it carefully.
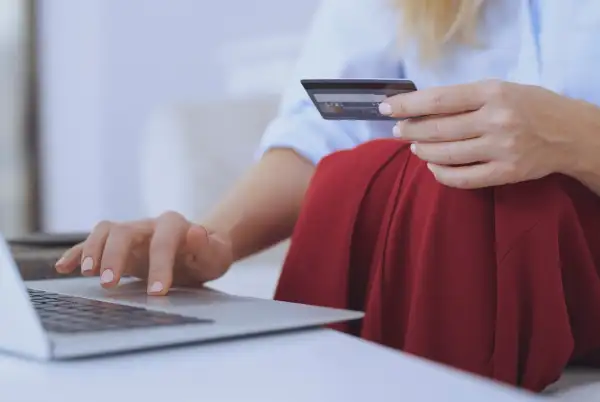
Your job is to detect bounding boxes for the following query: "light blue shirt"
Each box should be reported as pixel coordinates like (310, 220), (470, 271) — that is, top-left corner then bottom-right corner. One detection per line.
(257, 0), (600, 165)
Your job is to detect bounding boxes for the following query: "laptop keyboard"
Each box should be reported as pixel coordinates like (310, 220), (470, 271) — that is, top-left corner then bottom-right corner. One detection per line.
(28, 289), (213, 334)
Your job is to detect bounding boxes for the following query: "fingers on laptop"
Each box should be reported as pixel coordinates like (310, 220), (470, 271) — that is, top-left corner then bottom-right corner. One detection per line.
(54, 213), (199, 295)
(80, 220), (111, 277)
(147, 211), (190, 295)
(54, 221), (109, 275)
(55, 243), (83, 273)
(98, 224), (134, 288)
(98, 220), (154, 288)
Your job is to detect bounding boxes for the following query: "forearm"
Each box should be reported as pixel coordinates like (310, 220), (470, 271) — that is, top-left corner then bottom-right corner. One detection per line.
(203, 148), (315, 262)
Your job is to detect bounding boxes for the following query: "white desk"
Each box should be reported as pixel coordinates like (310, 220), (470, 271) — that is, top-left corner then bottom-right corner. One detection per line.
(0, 265), (591, 401)
(0, 327), (545, 402)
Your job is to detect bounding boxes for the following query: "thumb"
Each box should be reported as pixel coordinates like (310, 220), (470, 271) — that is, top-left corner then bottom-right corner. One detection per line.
(184, 224), (210, 256)
(183, 224), (231, 282)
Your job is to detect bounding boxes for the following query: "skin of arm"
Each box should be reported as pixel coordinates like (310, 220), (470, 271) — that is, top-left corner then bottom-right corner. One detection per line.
(203, 148), (315, 262)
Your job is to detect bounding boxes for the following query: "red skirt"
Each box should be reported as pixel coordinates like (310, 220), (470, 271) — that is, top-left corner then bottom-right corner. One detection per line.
(274, 139), (600, 392)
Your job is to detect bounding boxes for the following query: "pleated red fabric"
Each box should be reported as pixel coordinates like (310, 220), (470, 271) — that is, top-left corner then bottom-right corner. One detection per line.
(274, 139), (600, 392)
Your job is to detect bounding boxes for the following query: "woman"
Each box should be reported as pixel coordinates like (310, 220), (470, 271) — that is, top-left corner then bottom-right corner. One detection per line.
(55, 0), (600, 392)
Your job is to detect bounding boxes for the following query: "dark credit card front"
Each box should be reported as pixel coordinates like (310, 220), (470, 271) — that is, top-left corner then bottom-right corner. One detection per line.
(301, 79), (417, 121)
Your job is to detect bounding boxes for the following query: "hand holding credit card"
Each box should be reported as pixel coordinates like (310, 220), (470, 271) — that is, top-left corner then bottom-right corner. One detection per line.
(301, 78), (417, 121)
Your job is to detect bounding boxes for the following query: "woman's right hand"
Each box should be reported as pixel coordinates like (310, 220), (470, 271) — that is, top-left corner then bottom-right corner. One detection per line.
(54, 211), (234, 295)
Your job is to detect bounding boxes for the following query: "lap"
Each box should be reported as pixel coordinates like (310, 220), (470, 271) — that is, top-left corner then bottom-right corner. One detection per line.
(276, 139), (600, 392)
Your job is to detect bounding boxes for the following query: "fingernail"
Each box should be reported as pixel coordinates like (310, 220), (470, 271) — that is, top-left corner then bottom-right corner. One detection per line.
(81, 256), (94, 272)
(148, 281), (164, 294)
(393, 125), (401, 137)
(378, 102), (392, 116)
(100, 269), (114, 284)
(55, 256), (66, 267)
(410, 143), (417, 154)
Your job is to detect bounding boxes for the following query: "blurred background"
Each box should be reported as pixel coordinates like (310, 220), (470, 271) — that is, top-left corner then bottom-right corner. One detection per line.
(0, 0), (319, 245)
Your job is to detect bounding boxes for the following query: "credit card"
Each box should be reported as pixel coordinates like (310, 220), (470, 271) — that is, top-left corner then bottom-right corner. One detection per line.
(301, 79), (417, 121)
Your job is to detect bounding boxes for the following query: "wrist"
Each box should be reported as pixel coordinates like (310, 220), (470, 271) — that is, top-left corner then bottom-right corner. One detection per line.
(560, 101), (600, 179)
(566, 143), (599, 181)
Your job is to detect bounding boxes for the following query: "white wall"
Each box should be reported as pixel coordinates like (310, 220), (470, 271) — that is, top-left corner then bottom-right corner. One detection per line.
(38, 0), (320, 232)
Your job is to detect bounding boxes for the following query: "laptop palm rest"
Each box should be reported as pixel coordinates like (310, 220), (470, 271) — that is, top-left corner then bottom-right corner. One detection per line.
(29, 278), (253, 309)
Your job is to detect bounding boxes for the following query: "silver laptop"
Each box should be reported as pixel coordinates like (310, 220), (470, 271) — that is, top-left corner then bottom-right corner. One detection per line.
(0, 235), (363, 361)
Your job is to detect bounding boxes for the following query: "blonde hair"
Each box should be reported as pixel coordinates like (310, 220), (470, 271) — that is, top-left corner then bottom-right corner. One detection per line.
(394, 0), (485, 62)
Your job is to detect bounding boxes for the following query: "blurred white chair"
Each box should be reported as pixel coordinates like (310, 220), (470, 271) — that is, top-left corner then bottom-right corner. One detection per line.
(139, 95), (288, 270)
(140, 96), (278, 219)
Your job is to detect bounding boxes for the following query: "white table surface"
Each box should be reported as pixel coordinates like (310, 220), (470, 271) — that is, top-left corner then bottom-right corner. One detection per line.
(0, 326), (546, 402)
(0, 264), (595, 401)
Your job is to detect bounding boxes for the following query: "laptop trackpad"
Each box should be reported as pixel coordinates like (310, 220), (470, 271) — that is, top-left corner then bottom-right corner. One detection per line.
(97, 281), (250, 308)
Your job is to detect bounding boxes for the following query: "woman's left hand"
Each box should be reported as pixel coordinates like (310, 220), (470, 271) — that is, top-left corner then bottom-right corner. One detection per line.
(379, 80), (595, 189)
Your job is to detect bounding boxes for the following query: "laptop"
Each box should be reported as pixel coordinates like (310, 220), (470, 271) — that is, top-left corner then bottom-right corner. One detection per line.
(0, 234), (363, 361)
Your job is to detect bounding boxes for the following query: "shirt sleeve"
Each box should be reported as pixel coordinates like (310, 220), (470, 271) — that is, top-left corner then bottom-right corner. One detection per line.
(256, 0), (403, 165)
